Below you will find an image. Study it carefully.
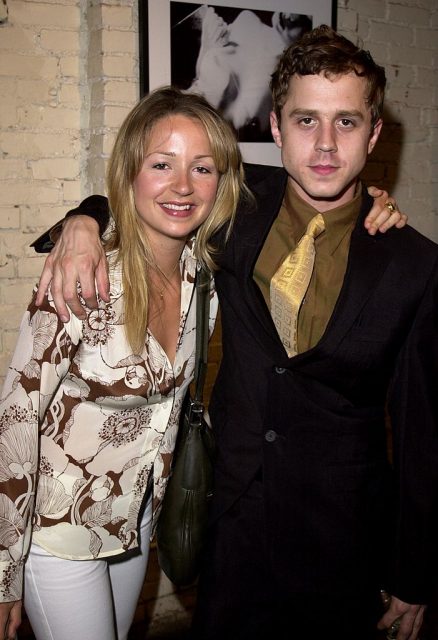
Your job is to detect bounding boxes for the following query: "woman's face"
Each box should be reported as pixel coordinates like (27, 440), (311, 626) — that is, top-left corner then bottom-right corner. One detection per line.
(133, 114), (219, 249)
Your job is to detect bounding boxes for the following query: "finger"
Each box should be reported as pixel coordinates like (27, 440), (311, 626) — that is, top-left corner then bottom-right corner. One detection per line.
(366, 201), (401, 234)
(35, 256), (54, 306)
(395, 618), (413, 640)
(62, 276), (88, 320)
(6, 604), (21, 640)
(53, 256), (88, 321)
(364, 189), (390, 233)
(95, 258), (110, 303)
(367, 211), (393, 234)
(57, 253), (95, 318)
(63, 294), (87, 320)
(407, 609), (424, 640)
(50, 268), (71, 322)
(395, 213), (408, 228)
(365, 196), (392, 223)
(77, 267), (99, 310)
(377, 602), (405, 631)
(373, 210), (401, 234)
(367, 185), (385, 199)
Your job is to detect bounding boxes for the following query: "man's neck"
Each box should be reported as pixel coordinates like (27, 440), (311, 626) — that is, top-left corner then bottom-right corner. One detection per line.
(288, 177), (359, 213)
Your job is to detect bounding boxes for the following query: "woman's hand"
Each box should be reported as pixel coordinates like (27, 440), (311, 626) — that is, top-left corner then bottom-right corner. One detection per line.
(0, 600), (22, 640)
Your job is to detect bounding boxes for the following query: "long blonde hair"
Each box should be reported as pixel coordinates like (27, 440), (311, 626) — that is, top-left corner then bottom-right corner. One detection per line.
(105, 86), (247, 354)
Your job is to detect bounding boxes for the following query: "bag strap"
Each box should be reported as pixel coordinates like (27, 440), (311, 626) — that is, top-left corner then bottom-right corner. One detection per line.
(192, 264), (211, 405)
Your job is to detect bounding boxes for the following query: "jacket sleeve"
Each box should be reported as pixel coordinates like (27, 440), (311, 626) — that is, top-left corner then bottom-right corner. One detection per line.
(387, 260), (438, 604)
(30, 195), (111, 253)
(0, 290), (82, 602)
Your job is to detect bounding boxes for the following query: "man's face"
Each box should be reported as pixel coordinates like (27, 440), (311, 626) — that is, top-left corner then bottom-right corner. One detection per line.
(270, 72), (382, 212)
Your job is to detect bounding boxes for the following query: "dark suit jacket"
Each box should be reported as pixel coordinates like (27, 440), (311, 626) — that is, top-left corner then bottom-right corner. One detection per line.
(31, 163), (438, 605)
(209, 164), (438, 604)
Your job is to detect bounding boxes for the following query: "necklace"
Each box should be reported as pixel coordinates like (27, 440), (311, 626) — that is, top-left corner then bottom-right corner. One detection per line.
(154, 260), (180, 300)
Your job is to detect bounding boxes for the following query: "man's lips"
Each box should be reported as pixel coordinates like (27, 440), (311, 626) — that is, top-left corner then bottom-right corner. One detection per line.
(310, 165), (339, 176)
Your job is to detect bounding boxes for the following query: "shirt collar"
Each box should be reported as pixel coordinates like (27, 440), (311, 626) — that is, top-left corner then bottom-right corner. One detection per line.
(284, 181), (362, 254)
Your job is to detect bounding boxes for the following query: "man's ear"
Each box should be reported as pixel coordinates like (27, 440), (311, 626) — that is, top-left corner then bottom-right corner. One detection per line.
(368, 118), (383, 154)
(270, 111), (282, 148)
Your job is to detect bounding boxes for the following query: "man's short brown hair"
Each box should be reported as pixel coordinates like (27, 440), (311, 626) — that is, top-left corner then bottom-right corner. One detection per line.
(270, 25), (386, 128)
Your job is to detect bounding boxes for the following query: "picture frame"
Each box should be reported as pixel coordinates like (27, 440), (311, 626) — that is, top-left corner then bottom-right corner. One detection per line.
(139, 0), (337, 166)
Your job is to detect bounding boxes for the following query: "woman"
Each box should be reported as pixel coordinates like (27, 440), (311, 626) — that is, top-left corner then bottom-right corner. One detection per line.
(0, 86), (247, 640)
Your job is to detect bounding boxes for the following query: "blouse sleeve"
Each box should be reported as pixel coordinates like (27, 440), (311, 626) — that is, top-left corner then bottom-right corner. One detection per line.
(0, 289), (82, 602)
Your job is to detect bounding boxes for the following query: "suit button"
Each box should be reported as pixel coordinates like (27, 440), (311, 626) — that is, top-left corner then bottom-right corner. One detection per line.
(265, 430), (278, 442)
(274, 367), (286, 374)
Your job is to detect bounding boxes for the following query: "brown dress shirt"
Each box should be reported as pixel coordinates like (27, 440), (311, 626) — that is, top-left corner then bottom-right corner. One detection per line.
(254, 182), (362, 354)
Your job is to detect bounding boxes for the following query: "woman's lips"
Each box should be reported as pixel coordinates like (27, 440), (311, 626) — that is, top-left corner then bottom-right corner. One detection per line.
(160, 202), (194, 216)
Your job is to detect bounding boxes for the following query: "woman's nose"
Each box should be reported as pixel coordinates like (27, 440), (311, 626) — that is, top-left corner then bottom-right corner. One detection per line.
(172, 170), (193, 195)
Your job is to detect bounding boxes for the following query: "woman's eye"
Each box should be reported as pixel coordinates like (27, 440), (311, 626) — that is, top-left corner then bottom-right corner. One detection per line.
(194, 166), (212, 174)
(152, 163), (168, 170)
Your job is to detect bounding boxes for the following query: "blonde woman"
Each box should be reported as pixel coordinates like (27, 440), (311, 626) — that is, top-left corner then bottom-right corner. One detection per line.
(0, 86), (246, 640)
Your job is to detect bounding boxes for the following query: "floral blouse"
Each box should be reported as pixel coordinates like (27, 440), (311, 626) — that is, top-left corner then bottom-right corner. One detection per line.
(0, 242), (217, 603)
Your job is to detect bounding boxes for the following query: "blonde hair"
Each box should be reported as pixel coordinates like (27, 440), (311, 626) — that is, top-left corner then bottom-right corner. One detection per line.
(105, 86), (248, 354)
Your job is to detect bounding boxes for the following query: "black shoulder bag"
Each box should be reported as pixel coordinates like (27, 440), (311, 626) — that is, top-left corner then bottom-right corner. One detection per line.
(156, 265), (215, 586)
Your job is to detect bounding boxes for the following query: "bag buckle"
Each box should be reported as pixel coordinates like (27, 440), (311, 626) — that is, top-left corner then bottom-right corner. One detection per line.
(187, 398), (204, 427)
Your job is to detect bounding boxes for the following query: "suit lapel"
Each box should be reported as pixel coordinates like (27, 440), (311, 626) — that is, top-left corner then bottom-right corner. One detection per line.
(303, 193), (394, 358)
(237, 166), (288, 278)
(235, 167), (290, 355)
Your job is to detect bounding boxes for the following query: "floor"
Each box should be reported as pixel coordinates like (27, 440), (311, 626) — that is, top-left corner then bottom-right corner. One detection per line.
(16, 546), (438, 639)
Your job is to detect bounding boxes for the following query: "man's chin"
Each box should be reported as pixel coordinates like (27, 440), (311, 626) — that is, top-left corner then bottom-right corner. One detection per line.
(295, 180), (358, 210)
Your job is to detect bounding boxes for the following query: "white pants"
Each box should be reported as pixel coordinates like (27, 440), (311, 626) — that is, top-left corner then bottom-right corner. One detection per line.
(23, 498), (153, 640)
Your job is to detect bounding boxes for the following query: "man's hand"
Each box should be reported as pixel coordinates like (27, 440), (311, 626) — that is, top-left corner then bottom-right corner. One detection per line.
(0, 600), (22, 640)
(377, 594), (425, 640)
(365, 187), (408, 235)
(35, 215), (110, 322)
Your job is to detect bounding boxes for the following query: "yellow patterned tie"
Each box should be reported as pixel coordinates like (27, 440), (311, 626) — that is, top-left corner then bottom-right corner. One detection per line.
(270, 213), (325, 357)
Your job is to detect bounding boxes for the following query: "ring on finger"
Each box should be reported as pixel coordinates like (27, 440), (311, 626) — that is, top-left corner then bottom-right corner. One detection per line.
(386, 618), (401, 640)
(385, 201), (397, 213)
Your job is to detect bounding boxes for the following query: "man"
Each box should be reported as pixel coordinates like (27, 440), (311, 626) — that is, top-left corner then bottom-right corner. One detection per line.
(31, 27), (437, 640)
(189, 28), (438, 640)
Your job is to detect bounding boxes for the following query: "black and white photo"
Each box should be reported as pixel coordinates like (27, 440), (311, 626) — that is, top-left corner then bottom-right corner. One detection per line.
(140, 0), (336, 164)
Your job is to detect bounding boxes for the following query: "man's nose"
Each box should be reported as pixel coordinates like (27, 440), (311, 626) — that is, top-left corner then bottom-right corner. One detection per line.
(315, 123), (337, 153)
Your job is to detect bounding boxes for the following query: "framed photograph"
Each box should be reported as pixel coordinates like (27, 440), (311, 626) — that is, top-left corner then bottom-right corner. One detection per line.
(139, 0), (337, 166)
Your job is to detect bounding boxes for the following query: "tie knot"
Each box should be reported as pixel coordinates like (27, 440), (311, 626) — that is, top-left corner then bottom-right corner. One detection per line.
(305, 213), (325, 239)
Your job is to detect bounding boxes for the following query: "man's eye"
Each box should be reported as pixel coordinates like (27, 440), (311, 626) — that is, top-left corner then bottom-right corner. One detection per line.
(299, 117), (314, 125)
(339, 118), (354, 127)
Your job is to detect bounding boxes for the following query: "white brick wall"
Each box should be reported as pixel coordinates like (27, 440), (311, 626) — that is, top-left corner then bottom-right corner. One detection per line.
(0, 0), (139, 385)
